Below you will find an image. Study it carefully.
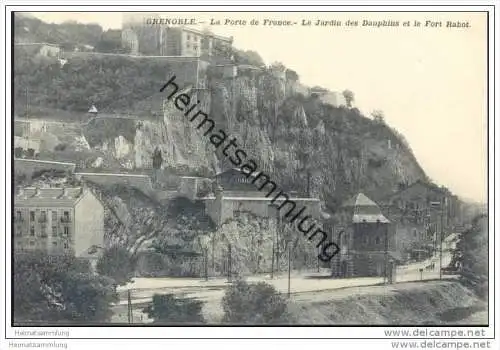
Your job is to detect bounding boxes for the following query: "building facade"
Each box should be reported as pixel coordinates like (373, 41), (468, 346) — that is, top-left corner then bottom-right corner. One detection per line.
(15, 43), (61, 58)
(14, 187), (105, 266)
(121, 15), (233, 59)
(380, 180), (452, 262)
(326, 193), (394, 278)
(200, 168), (321, 227)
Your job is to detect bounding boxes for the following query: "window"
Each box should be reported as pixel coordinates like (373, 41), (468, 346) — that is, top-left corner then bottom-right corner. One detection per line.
(413, 229), (417, 238)
(16, 211), (22, 221)
(15, 228), (22, 237)
(63, 242), (69, 249)
(30, 211), (35, 221)
(193, 45), (198, 51)
(52, 241), (57, 247)
(364, 236), (369, 244)
(186, 43), (190, 49)
(64, 226), (70, 237)
(40, 225), (47, 238)
(52, 211), (57, 222)
(29, 241), (35, 246)
(52, 226), (57, 237)
(30, 226), (35, 236)
(375, 236), (380, 244)
(63, 211), (70, 222)
(187, 34), (191, 40)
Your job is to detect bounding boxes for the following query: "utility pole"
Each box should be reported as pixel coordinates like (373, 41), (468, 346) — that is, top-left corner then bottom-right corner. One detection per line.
(317, 246), (320, 273)
(271, 207), (275, 279)
(287, 242), (291, 298)
(227, 243), (232, 283)
(384, 222), (388, 284)
(439, 209), (443, 280)
(127, 289), (132, 324)
(276, 213), (280, 275)
(204, 248), (208, 281)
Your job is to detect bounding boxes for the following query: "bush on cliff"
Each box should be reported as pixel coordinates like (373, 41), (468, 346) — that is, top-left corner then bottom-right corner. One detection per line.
(221, 280), (290, 324)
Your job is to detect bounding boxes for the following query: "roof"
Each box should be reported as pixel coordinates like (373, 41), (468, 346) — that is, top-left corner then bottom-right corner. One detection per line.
(15, 187), (86, 207)
(220, 196), (320, 202)
(15, 42), (60, 48)
(342, 193), (379, 208)
(342, 193), (390, 224)
(383, 179), (447, 201)
(180, 26), (232, 42)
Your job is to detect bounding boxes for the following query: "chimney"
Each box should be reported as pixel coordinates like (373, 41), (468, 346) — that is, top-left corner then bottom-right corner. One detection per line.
(34, 187), (41, 197)
(62, 187), (69, 197)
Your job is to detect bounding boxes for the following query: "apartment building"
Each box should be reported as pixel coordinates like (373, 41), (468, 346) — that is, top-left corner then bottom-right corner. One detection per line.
(13, 186), (105, 266)
(380, 180), (452, 261)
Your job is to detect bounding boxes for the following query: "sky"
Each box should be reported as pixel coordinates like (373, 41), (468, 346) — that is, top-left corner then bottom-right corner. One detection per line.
(28, 11), (488, 203)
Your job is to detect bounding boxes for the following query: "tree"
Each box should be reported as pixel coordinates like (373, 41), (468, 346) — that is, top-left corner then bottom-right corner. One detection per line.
(372, 110), (385, 124)
(96, 246), (136, 286)
(342, 89), (355, 108)
(13, 251), (118, 324)
(144, 294), (204, 324)
(286, 69), (299, 82)
(234, 49), (265, 67)
(270, 61), (286, 71)
(14, 147), (24, 158)
(221, 280), (289, 324)
(455, 214), (488, 298)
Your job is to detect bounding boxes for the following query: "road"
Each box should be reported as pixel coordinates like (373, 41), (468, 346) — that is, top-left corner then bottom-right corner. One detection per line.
(113, 234), (458, 322)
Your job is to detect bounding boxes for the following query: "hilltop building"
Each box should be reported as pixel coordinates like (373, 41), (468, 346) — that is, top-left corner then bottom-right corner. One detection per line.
(15, 42), (61, 58)
(310, 88), (347, 108)
(14, 186), (105, 268)
(121, 14), (233, 59)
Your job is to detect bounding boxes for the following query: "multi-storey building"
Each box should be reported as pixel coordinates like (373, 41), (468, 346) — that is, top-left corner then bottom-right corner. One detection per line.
(325, 193), (394, 278)
(122, 14), (233, 59)
(13, 186), (105, 267)
(200, 168), (321, 227)
(380, 180), (452, 261)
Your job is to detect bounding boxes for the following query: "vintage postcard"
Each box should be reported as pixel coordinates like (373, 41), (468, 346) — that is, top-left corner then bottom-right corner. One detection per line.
(2, 2), (497, 349)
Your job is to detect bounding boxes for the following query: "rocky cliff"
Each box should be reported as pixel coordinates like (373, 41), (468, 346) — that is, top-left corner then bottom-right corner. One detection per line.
(15, 60), (427, 210)
(72, 65), (426, 211)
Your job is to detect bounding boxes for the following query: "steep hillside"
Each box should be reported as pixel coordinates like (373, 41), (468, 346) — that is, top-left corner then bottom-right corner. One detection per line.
(13, 22), (428, 211)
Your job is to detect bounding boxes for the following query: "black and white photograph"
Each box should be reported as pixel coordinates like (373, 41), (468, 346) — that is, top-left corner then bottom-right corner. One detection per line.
(2, 3), (497, 349)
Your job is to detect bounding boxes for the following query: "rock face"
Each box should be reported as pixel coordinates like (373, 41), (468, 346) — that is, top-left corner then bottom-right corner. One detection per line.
(19, 66), (426, 211)
(49, 67), (425, 211)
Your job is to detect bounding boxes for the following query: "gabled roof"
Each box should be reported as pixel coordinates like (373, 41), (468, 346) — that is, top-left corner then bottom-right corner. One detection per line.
(341, 193), (390, 224)
(384, 180), (447, 202)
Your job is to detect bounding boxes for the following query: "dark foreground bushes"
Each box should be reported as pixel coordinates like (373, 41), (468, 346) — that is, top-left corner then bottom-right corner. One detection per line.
(221, 280), (290, 324)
